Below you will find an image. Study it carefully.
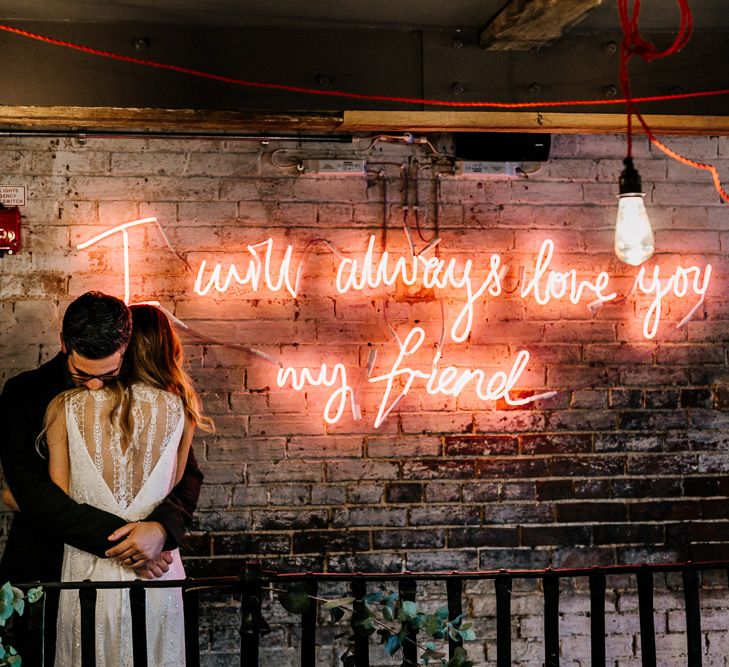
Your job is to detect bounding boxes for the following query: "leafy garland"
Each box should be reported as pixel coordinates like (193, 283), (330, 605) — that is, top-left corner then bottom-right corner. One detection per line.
(0, 583), (44, 666)
(277, 583), (476, 667)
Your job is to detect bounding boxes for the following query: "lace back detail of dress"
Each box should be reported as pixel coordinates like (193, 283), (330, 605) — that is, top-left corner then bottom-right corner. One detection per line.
(67, 384), (184, 510)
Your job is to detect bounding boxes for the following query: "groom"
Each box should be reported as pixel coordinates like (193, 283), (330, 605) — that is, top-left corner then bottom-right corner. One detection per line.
(0, 292), (203, 659)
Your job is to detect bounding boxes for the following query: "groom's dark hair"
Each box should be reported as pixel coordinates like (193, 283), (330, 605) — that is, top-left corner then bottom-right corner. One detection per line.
(62, 291), (132, 359)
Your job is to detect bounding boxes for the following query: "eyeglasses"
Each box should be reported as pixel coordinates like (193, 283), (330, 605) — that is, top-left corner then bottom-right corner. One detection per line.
(66, 354), (124, 385)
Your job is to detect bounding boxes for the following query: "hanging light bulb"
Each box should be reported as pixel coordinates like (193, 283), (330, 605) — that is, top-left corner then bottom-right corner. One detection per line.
(615, 157), (654, 266)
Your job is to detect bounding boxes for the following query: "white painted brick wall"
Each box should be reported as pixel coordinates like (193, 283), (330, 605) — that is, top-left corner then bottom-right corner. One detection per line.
(0, 133), (728, 665)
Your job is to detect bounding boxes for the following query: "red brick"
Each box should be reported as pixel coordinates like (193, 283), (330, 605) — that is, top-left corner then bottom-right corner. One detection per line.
(545, 321), (616, 343)
(653, 183), (724, 206)
(248, 461), (324, 483)
(510, 181), (584, 205)
(445, 434), (518, 456)
(287, 436), (363, 458)
(326, 460), (399, 482)
(520, 434), (592, 455)
(249, 414), (328, 436)
(473, 410), (547, 433)
(400, 411), (473, 434)
(365, 436), (441, 458)
(477, 457), (550, 479)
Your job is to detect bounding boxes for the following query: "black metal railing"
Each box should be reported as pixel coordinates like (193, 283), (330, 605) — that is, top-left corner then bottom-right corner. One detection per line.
(19, 559), (729, 666)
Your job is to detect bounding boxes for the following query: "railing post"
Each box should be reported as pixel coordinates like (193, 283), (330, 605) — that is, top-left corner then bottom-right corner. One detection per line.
(240, 562), (262, 667)
(495, 574), (512, 667)
(25, 583), (46, 666)
(350, 578), (369, 667)
(183, 586), (201, 667)
(129, 581), (148, 667)
(637, 568), (656, 667)
(79, 584), (97, 667)
(543, 572), (560, 667)
(301, 578), (318, 667)
(589, 571), (606, 667)
(399, 578), (417, 667)
(446, 577), (463, 659)
(682, 567), (702, 667)
(42, 587), (60, 666)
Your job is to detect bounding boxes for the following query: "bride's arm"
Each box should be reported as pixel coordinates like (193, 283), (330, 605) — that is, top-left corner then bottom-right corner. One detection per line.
(45, 396), (70, 494)
(174, 416), (194, 486)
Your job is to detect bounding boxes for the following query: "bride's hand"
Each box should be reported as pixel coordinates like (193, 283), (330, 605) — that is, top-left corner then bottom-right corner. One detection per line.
(105, 521), (167, 564)
(132, 552), (174, 579)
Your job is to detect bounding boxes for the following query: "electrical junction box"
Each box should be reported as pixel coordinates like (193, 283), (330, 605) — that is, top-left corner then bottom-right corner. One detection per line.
(453, 132), (551, 161)
(455, 161), (520, 177)
(302, 158), (366, 174)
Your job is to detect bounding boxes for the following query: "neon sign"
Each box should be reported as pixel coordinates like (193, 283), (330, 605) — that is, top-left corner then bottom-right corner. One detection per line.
(194, 238), (301, 298)
(636, 263), (712, 339)
(520, 239), (617, 307)
(77, 220), (714, 428)
(276, 363), (357, 425)
(77, 217), (157, 305)
(365, 328), (554, 429)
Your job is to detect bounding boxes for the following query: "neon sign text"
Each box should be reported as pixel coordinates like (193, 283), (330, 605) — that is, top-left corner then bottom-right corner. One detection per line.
(276, 363), (355, 424)
(520, 239), (617, 306)
(636, 263), (712, 339)
(194, 238), (301, 298)
(335, 235), (506, 342)
(77, 217), (158, 304)
(77, 220), (715, 427)
(367, 326), (553, 428)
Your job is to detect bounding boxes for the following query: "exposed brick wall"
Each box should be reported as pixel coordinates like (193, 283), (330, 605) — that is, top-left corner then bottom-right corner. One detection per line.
(1, 133), (728, 665)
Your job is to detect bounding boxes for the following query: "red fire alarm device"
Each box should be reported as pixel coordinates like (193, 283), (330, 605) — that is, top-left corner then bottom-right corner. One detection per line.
(0, 206), (21, 256)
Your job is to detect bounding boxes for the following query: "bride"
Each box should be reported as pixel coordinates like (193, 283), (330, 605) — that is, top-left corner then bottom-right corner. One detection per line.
(44, 304), (213, 667)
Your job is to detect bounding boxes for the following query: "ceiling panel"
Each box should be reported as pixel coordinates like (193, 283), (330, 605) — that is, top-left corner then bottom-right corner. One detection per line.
(2, 1), (729, 31)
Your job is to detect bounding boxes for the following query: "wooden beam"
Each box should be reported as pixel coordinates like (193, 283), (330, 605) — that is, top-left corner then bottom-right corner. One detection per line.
(1, 106), (729, 137)
(341, 111), (729, 135)
(480, 0), (603, 51)
(0, 106), (343, 134)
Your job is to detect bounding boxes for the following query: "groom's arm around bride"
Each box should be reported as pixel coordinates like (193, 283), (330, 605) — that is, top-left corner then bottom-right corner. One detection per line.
(0, 292), (203, 584)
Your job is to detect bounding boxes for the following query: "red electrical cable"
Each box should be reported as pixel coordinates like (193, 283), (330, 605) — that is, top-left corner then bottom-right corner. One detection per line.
(1, 19), (727, 202)
(618, 0), (729, 203)
(0, 22), (728, 110)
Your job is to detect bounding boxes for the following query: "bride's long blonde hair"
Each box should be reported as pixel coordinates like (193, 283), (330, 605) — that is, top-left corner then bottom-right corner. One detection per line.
(40, 305), (212, 456)
(111, 304), (214, 443)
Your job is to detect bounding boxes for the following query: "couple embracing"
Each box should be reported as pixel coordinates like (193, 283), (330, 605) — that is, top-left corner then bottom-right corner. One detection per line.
(0, 292), (213, 666)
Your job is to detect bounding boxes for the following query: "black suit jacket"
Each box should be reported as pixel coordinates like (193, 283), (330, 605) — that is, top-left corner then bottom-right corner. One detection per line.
(0, 352), (203, 583)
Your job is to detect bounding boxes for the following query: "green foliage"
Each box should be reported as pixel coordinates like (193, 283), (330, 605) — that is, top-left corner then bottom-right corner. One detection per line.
(25, 589), (42, 606)
(0, 583), (44, 667)
(277, 582), (311, 615)
(0, 643), (20, 667)
(0, 584), (24, 627)
(275, 582), (477, 666)
(334, 594), (477, 666)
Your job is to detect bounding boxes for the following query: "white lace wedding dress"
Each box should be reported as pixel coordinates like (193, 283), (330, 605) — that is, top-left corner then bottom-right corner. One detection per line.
(55, 384), (186, 667)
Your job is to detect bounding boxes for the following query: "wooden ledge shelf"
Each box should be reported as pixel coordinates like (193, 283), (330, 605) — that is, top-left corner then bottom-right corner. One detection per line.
(0, 106), (728, 136)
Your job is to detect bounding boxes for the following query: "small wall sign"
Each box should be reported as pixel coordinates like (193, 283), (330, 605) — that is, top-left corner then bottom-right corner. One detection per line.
(0, 186), (26, 207)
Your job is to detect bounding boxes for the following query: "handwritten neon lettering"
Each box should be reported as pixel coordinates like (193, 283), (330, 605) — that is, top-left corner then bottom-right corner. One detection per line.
(276, 363), (356, 424)
(77, 221), (717, 427)
(336, 234), (419, 292)
(194, 238), (300, 297)
(637, 263), (713, 339)
(521, 239), (617, 306)
(367, 326), (548, 428)
(449, 254), (504, 343)
(77, 217), (157, 304)
(336, 235), (506, 341)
